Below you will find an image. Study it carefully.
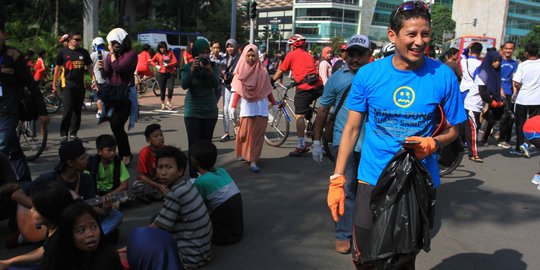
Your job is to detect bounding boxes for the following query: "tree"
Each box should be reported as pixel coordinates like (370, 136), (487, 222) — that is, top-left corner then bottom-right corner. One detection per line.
(516, 25), (540, 60)
(430, 4), (455, 48)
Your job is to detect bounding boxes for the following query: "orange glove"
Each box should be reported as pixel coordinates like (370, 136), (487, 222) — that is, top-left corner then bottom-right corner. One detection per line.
(403, 136), (437, 160)
(327, 174), (346, 222)
(490, 100), (504, 107)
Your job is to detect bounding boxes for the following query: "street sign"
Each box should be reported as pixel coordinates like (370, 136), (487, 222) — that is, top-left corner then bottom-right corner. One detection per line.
(269, 17), (281, 24)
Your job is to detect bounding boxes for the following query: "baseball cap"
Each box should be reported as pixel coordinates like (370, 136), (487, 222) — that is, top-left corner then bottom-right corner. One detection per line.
(106, 28), (128, 44)
(55, 141), (86, 172)
(347, 35), (370, 50)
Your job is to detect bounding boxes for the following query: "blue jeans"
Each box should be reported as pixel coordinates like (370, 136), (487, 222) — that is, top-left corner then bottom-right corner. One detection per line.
(332, 146), (359, 241)
(128, 86), (139, 130)
(0, 116), (32, 182)
(222, 87), (237, 134)
(100, 209), (123, 235)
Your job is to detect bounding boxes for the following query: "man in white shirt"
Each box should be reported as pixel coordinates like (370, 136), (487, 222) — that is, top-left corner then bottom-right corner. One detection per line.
(513, 43), (540, 158)
(460, 42), (483, 98)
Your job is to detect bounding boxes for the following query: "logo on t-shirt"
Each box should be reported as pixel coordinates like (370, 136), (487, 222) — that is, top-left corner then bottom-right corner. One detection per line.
(393, 86), (415, 108)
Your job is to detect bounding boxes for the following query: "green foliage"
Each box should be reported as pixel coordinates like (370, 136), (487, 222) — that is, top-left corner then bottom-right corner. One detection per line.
(329, 36), (345, 56)
(430, 4), (456, 47)
(516, 25), (540, 60)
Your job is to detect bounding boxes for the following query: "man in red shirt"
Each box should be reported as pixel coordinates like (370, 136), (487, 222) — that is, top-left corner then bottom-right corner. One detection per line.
(272, 34), (323, 156)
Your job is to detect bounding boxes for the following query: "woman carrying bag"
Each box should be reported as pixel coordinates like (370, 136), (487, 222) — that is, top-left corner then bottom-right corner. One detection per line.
(151, 42), (178, 110)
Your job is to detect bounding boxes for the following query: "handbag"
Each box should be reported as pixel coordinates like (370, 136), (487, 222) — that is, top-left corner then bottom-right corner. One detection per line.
(325, 85), (352, 145)
(97, 84), (130, 106)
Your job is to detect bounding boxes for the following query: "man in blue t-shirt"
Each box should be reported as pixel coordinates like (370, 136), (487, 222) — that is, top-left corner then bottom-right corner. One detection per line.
(498, 41), (518, 148)
(327, 2), (466, 268)
(312, 34), (371, 254)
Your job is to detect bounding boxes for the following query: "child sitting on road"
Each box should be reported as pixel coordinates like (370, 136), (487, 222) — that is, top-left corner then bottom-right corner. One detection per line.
(135, 124), (166, 201)
(192, 140), (243, 245)
(151, 146), (212, 269)
(87, 135), (130, 204)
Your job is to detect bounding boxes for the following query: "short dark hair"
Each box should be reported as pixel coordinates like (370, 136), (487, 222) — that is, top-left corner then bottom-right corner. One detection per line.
(486, 47), (497, 52)
(156, 146), (187, 172)
(525, 43), (539, 57)
(31, 181), (75, 226)
(211, 40), (220, 46)
(96, 134), (117, 150)
(445, 47), (459, 58)
(142, 44), (151, 51)
(389, 2), (431, 34)
(503, 41), (515, 48)
(470, 42), (483, 55)
(144, 123), (161, 138)
(191, 140), (217, 171)
(69, 31), (82, 39)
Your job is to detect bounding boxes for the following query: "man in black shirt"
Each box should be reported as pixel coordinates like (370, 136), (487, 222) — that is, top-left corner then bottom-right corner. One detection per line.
(52, 32), (94, 143)
(0, 13), (49, 183)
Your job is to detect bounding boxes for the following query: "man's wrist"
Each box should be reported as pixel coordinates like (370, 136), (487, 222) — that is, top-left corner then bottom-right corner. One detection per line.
(433, 137), (441, 150)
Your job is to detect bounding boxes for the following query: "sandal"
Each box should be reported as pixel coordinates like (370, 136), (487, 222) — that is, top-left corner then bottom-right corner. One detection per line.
(469, 156), (483, 163)
(289, 146), (310, 157)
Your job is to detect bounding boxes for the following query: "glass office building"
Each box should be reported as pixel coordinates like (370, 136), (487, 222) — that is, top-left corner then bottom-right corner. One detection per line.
(505, 0), (540, 42)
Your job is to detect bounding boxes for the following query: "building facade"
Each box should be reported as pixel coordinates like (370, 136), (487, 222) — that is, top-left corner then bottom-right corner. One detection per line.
(452, 0), (540, 46)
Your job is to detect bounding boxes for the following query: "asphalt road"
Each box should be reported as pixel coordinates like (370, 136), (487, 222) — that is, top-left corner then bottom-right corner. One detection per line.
(1, 89), (540, 269)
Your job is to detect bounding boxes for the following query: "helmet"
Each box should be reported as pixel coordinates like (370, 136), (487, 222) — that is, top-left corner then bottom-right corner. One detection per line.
(92, 37), (105, 47)
(287, 34), (306, 47)
(381, 43), (395, 57)
(59, 34), (69, 43)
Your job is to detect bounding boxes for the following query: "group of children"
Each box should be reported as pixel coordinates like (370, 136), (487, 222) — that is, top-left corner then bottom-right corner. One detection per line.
(0, 123), (244, 269)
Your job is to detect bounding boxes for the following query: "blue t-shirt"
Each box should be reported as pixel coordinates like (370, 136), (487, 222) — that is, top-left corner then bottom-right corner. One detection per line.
(347, 56), (466, 187)
(319, 64), (364, 152)
(501, 58), (518, 95)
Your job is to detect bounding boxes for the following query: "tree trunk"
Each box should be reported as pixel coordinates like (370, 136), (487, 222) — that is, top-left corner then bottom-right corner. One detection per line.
(53, 0), (59, 36)
(83, 0), (100, 50)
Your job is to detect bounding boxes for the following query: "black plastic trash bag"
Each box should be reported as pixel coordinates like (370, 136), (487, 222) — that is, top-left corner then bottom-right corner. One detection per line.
(361, 148), (436, 268)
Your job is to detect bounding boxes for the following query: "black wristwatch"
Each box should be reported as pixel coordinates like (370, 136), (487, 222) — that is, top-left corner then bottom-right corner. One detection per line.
(433, 138), (441, 150)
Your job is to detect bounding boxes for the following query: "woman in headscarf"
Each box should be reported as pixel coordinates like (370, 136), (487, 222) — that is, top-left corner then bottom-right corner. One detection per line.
(219, 39), (241, 142)
(180, 39), (219, 180)
(477, 50), (504, 146)
(318, 46), (333, 85)
(229, 44), (276, 173)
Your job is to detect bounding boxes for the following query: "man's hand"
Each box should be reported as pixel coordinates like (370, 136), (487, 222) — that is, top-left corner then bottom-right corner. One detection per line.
(52, 83), (57, 93)
(403, 136), (437, 160)
(156, 184), (169, 196)
(312, 140), (323, 162)
(327, 174), (346, 222)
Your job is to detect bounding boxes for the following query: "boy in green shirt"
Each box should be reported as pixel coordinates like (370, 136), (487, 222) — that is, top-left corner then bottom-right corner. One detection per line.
(192, 141), (243, 245)
(87, 135), (129, 203)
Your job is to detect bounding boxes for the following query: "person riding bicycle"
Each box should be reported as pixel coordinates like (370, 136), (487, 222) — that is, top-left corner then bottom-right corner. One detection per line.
(136, 44), (154, 81)
(271, 34), (323, 157)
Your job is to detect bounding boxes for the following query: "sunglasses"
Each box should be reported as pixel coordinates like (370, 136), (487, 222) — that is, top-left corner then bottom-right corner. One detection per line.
(72, 38), (82, 42)
(393, 1), (430, 21)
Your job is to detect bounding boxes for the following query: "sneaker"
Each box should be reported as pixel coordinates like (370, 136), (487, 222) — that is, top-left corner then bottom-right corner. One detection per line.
(289, 146), (310, 157)
(497, 141), (511, 149)
(335, 240), (351, 254)
(60, 136), (68, 144)
(161, 104), (166, 110)
(166, 102), (173, 111)
(249, 164), (260, 173)
(532, 174), (540, 185)
(70, 135), (81, 142)
(510, 149), (525, 156)
(219, 134), (231, 142)
(520, 143), (530, 158)
(96, 110), (102, 119)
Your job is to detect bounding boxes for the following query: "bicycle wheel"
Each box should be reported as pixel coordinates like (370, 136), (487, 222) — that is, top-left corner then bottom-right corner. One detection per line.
(152, 81), (160, 97)
(44, 91), (62, 114)
(138, 81), (148, 95)
(438, 140), (465, 176)
(264, 108), (290, 147)
(18, 120), (47, 161)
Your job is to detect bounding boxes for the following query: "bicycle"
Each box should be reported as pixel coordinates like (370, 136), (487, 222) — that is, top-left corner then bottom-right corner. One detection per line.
(17, 119), (47, 161)
(135, 73), (159, 96)
(40, 80), (62, 114)
(265, 82), (326, 149)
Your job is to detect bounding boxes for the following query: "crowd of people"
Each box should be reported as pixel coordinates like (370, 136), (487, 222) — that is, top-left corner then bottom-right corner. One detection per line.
(1, 1), (540, 269)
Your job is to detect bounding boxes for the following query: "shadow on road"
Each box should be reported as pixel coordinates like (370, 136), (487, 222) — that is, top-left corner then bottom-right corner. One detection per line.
(430, 249), (527, 270)
(432, 178), (540, 237)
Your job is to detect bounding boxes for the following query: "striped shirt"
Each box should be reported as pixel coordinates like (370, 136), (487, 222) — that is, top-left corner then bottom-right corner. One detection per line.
(155, 179), (212, 269)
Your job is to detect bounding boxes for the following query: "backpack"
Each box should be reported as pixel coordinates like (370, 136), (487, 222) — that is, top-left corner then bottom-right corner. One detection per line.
(87, 155), (121, 196)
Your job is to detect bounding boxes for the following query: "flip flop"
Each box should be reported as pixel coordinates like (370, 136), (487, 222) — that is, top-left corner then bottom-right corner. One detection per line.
(469, 156), (484, 163)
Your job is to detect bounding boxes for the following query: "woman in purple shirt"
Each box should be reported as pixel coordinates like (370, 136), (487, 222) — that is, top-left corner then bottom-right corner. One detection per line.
(103, 28), (137, 166)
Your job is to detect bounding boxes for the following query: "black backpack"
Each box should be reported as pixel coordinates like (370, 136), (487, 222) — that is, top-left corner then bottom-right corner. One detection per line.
(87, 155), (121, 196)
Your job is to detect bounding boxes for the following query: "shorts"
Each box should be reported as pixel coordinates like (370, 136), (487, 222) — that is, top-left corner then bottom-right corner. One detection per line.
(352, 183), (417, 270)
(137, 69), (154, 78)
(293, 87), (321, 115)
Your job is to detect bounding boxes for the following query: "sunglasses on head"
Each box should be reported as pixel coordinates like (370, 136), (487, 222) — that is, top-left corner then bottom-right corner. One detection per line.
(393, 1), (430, 21)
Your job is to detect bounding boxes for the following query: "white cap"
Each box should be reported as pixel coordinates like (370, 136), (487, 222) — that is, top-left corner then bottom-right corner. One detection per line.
(106, 28), (128, 44)
(347, 35), (370, 50)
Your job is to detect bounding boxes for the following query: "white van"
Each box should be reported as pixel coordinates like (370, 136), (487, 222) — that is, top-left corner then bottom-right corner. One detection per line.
(137, 30), (204, 60)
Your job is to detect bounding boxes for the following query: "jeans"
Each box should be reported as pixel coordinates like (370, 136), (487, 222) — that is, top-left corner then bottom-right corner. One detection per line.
(222, 87), (237, 134)
(128, 86), (139, 130)
(100, 209), (123, 235)
(184, 117), (218, 178)
(60, 86), (85, 137)
(0, 116), (32, 182)
(332, 146), (360, 241)
(110, 101), (132, 158)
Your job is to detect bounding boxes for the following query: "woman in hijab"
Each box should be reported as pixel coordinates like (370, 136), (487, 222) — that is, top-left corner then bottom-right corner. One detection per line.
(125, 227), (183, 270)
(318, 46), (333, 85)
(180, 39), (219, 180)
(477, 50), (504, 146)
(229, 44), (276, 173)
